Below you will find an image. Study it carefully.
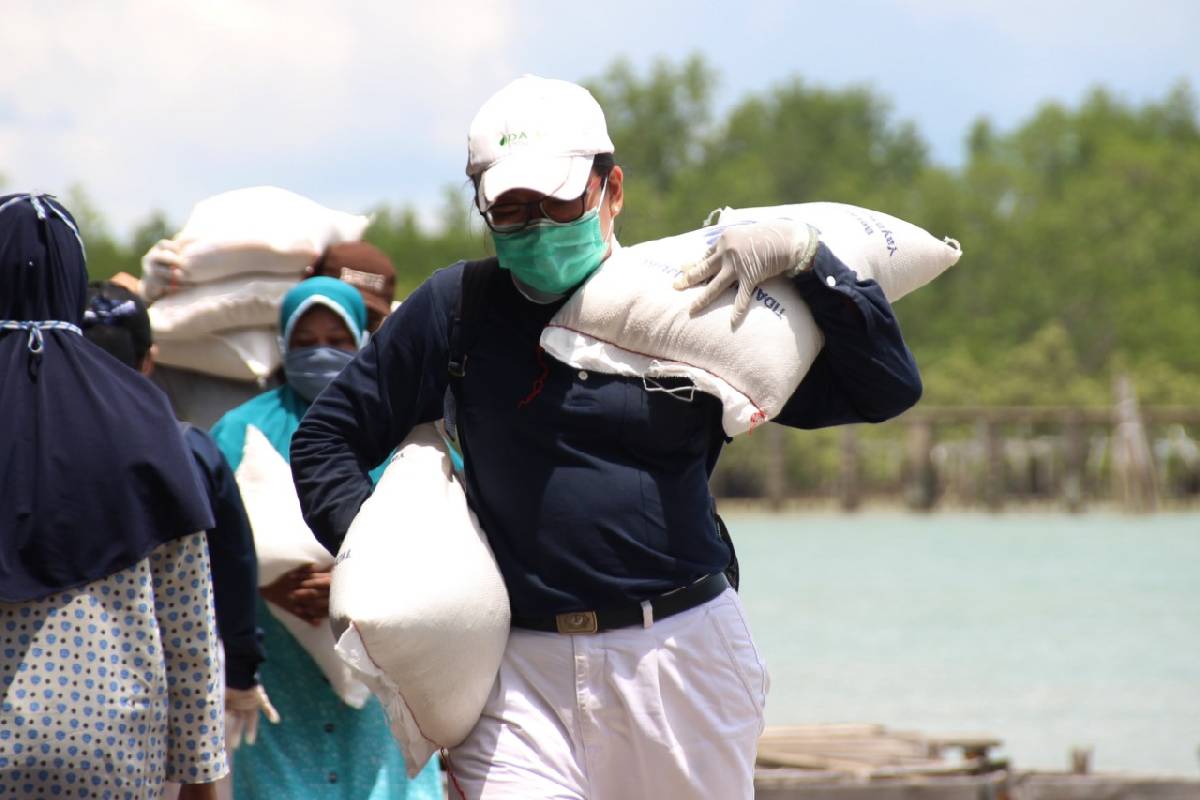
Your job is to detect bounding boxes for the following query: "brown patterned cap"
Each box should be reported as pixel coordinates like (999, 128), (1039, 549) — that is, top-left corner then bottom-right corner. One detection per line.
(310, 242), (396, 331)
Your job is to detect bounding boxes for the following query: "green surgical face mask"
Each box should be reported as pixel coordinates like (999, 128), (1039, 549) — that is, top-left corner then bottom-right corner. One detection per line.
(491, 185), (609, 295)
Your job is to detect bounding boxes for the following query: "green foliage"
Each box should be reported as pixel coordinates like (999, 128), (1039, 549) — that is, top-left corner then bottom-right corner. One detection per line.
(362, 187), (493, 298)
(584, 55), (716, 194)
(64, 186), (126, 283)
(11, 60), (1198, 411)
(128, 212), (174, 267)
(918, 79), (1200, 404)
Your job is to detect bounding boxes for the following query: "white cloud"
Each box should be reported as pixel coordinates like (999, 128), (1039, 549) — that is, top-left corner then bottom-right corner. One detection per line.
(3, 0), (1197, 237)
(0, 1), (519, 233)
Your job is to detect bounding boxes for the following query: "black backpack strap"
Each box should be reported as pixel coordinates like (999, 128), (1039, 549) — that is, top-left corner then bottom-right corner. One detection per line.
(444, 257), (500, 449)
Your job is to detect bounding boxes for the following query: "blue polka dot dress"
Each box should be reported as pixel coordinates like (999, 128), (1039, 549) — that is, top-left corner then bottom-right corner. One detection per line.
(0, 532), (228, 798)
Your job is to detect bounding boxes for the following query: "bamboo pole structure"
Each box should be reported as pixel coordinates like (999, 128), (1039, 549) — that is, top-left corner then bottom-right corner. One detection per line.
(878, 391), (1199, 511)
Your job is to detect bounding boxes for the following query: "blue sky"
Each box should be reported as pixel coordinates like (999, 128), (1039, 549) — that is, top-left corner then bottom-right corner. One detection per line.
(2, 0), (1197, 237)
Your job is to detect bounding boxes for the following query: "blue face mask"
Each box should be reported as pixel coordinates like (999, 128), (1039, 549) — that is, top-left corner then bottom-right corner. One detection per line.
(491, 185), (609, 295)
(284, 346), (355, 403)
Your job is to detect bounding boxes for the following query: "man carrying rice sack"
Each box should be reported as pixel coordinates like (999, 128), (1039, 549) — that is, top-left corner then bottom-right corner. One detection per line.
(291, 76), (924, 799)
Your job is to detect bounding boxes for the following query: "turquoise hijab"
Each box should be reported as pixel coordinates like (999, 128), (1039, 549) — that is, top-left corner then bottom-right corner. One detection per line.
(279, 275), (368, 353)
(213, 277), (367, 470)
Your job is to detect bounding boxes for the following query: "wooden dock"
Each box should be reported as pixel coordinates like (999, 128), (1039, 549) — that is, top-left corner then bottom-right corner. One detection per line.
(754, 725), (1200, 799)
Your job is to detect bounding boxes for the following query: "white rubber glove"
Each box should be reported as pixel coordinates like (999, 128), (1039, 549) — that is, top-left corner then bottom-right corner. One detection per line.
(674, 219), (821, 327)
(225, 684), (280, 749)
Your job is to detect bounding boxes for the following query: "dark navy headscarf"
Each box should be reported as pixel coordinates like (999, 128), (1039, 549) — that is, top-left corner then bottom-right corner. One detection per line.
(0, 194), (213, 602)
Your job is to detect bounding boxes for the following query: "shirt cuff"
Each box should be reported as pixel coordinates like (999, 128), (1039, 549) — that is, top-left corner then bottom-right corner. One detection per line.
(790, 243), (877, 330)
(224, 655), (260, 691)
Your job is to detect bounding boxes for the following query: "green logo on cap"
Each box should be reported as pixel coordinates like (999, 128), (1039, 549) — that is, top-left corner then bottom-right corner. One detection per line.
(499, 132), (528, 147)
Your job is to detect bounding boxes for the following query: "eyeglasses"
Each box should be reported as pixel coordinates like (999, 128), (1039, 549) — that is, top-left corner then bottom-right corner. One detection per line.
(480, 179), (606, 233)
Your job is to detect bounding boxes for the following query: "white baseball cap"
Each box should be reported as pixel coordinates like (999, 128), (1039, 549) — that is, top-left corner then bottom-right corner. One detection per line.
(466, 75), (614, 210)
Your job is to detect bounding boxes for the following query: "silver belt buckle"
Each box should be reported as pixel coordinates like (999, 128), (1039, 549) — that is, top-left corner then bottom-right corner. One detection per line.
(555, 611), (599, 634)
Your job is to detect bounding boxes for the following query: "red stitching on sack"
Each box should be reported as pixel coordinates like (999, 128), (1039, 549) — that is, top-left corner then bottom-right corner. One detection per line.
(349, 621), (439, 749)
(543, 323), (770, 422)
(517, 345), (549, 408)
(443, 749), (469, 800)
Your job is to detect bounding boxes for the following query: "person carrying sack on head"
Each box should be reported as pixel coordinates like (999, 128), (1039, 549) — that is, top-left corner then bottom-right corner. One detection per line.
(290, 76), (923, 799)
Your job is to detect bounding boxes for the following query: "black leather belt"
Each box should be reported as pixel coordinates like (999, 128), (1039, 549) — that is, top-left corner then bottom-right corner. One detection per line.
(512, 573), (730, 635)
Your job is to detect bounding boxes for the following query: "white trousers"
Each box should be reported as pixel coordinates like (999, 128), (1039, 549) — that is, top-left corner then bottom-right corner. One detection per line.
(447, 588), (768, 800)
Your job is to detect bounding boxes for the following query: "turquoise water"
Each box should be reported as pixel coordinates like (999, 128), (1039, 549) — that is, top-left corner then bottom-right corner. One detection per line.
(727, 512), (1200, 776)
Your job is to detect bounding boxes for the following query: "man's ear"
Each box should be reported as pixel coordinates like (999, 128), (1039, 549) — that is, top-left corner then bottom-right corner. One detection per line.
(607, 165), (624, 218)
(139, 343), (158, 377)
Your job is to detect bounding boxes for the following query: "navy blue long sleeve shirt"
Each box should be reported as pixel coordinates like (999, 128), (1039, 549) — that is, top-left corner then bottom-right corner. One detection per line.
(291, 244), (921, 617)
(181, 423), (265, 689)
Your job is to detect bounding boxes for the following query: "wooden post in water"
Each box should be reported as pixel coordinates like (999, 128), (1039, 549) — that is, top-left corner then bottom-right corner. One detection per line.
(1112, 375), (1158, 513)
(1069, 745), (1094, 775)
(1062, 413), (1086, 513)
(839, 426), (861, 512)
(906, 419), (936, 511)
(976, 419), (1004, 512)
(764, 423), (786, 511)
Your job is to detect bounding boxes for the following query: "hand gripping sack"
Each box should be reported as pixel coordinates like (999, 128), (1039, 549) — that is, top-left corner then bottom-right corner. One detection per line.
(330, 422), (511, 777)
(540, 202), (961, 435)
(713, 202), (961, 301)
(234, 425), (370, 708)
(140, 186), (369, 300)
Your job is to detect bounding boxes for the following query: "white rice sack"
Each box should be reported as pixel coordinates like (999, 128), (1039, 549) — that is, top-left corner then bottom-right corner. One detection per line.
(330, 422), (511, 777)
(139, 254), (304, 302)
(541, 203), (960, 435)
(543, 228), (816, 435)
(140, 186), (369, 299)
(148, 276), (296, 339)
(713, 202), (961, 302)
(154, 328), (280, 383)
(234, 425), (370, 709)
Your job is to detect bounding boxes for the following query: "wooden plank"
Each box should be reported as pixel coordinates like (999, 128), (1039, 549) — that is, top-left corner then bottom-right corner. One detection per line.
(754, 770), (1010, 800)
(759, 736), (928, 752)
(756, 748), (870, 773)
(918, 735), (1003, 751)
(1013, 774), (1200, 800)
(761, 724), (888, 739)
(756, 749), (946, 772)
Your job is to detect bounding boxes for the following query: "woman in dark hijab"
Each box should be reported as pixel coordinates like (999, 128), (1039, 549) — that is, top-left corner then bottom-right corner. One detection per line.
(0, 194), (229, 799)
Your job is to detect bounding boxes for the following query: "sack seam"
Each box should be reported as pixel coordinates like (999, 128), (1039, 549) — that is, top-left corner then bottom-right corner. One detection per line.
(543, 322), (769, 427)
